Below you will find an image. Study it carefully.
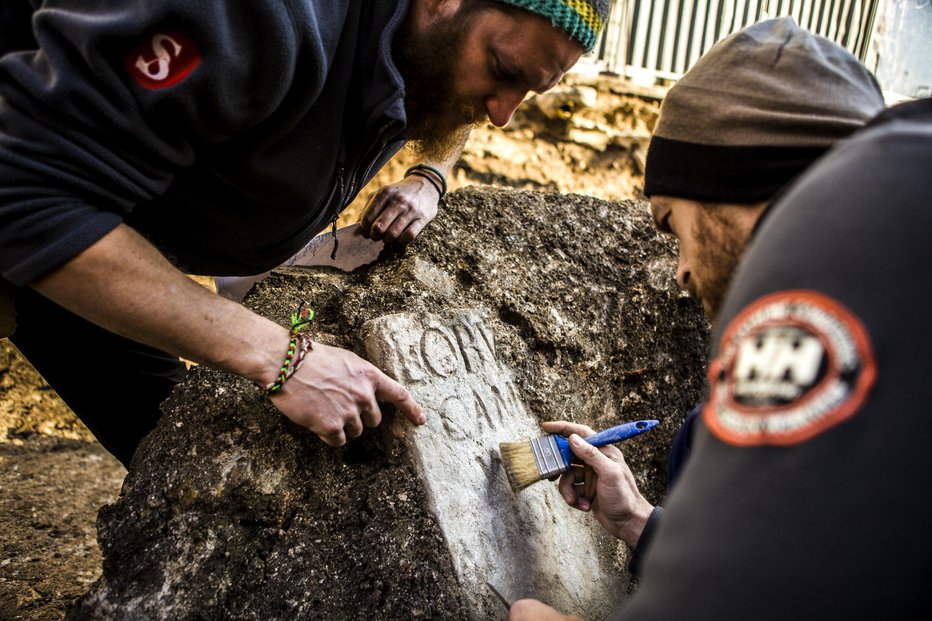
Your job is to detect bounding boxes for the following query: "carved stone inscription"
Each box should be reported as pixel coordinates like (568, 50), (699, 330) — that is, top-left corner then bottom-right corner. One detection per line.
(364, 311), (626, 621)
(366, 311), (530, 440)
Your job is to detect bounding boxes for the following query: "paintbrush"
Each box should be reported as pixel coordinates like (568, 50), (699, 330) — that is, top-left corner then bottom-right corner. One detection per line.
(500, 420), (659, 492)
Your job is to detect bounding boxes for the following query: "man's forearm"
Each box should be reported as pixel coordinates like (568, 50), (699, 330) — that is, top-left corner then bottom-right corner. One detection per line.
(32, 224), (288, 386)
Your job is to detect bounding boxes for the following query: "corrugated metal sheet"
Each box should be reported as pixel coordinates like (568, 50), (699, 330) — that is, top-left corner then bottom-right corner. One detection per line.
(596, 0), (879, 80)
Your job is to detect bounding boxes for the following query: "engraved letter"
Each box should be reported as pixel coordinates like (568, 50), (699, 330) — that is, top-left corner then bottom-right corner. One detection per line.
(421, 326), (464, 378)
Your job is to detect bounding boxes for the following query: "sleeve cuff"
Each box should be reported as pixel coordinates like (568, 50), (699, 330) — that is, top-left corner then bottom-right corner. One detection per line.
(628, 505), (664, 578)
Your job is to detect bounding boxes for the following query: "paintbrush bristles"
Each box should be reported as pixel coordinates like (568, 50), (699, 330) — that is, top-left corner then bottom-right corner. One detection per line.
(499, 440), (543, 492)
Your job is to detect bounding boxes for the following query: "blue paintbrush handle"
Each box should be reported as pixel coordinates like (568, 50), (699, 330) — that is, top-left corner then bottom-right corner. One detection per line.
(554, 420), (659, 469)
(586, 420), (659, 446)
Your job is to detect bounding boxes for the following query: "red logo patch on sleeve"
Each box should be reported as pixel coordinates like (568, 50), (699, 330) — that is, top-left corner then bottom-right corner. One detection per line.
(704, 290), (876, 446)
(125, 31), (201, 90)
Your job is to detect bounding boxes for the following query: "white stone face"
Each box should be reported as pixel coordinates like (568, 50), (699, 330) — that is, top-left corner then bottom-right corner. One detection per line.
(364, 310), (627, 620)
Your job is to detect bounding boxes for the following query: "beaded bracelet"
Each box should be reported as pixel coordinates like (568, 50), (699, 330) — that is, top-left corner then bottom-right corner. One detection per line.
(404, 164), (448, 200)
(260, 303), (315, 395)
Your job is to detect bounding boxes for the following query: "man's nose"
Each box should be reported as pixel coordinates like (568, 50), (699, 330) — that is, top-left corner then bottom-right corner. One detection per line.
(484, 90), (528, 127)
(676, 255), (691, 290)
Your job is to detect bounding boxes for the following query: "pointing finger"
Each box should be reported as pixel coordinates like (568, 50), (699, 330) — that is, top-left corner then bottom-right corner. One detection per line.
(374, 371), (425, 425)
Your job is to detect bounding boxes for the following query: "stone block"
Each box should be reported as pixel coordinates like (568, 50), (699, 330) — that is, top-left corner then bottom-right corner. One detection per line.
(363, 310), (625, 620)
(69, 187), (710, 620)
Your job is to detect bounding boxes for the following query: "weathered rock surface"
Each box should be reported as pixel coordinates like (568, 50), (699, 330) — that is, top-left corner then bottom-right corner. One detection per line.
(362, 310), (625, 620)
(69, 187), (709, 620)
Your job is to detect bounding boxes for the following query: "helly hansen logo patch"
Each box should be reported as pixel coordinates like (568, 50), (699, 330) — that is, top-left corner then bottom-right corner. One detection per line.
(126, 31), (200, 89)
(704, 290), (876, 446)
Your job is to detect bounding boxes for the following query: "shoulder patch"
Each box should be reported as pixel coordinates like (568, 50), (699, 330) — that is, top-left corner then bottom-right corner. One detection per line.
(125, 31), (201, 90)
(704, 290), (876, 446)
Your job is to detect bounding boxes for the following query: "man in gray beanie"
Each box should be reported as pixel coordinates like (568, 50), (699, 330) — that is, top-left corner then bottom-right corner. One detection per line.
(0, 0), (609, 468)
(644, 15), (885, 321)
(509, 16), (889, 621)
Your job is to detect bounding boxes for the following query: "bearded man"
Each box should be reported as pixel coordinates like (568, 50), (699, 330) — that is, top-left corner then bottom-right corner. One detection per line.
(0, 0), (608, 467)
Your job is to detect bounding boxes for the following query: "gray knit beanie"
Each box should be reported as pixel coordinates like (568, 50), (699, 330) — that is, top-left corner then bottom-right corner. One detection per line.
(493, 0), (611, 52)
(644, 17), (885, 202)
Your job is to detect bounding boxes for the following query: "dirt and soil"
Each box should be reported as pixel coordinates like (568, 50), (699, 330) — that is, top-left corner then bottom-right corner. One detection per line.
(0, 73), (664, 620)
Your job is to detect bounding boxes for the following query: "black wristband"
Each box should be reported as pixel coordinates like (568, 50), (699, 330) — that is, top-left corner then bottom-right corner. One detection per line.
(404, 163), (447, 199)
(405, 170), (444, 200)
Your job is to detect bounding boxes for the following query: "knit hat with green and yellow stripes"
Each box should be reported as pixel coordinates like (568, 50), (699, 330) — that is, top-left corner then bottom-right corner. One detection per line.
(494, 0), (611, 52)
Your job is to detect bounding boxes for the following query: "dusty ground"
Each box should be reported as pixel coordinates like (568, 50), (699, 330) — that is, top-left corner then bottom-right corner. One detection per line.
(0, 72), (663, 620)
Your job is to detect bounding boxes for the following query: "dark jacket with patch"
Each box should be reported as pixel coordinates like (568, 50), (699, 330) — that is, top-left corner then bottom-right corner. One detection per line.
(0, 0), (408, 284)
(617, 98), (932, 619)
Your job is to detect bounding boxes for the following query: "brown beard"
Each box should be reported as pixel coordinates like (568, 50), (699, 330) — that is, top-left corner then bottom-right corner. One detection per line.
(392, 8), (487, 161)
(691, 207), (747, 322)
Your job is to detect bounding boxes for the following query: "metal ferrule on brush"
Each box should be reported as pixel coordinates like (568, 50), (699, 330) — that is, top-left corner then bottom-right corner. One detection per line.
(530, 434), (568, 480)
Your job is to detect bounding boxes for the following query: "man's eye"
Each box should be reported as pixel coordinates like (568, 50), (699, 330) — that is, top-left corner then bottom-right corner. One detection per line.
(497, 67), (514, 82)
(494, 59), (517, 82)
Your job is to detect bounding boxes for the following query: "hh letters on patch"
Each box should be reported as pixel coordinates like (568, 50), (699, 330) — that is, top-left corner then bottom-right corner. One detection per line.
(704, 290), (876, 446)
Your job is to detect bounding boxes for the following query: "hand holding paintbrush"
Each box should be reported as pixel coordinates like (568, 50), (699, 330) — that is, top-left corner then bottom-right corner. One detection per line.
(499, 419), (658, 492)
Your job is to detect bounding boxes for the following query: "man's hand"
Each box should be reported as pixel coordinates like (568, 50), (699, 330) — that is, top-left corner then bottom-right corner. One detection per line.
(509, 599), (583, 621)
(270, 342), (425, 446)
(359, 175), (439, 245)
(29, 224), (423, 448)
(542, 421), (654, 548)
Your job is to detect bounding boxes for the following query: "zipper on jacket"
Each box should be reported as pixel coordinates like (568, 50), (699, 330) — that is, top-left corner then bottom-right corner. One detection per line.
(330, 166), (345, 260)
(329, 214), (340, 260)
